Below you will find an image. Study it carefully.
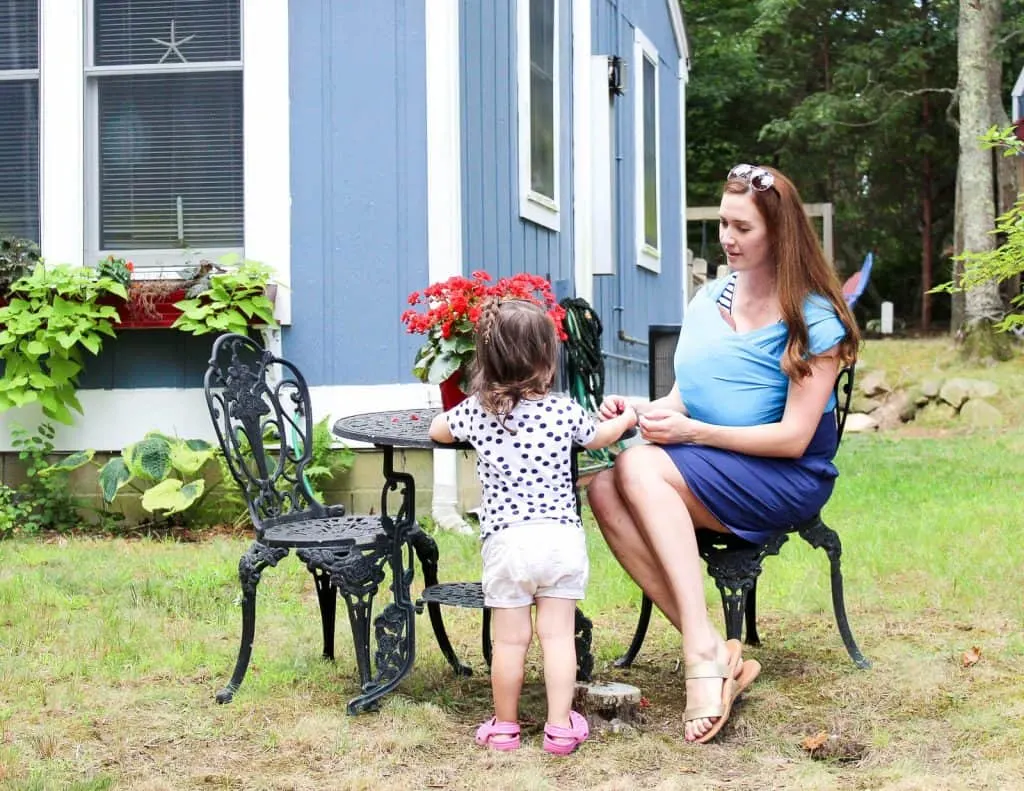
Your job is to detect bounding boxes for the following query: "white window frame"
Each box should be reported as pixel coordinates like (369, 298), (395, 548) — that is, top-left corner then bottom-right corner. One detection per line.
(0, 0), (40, 242)
(634, 27), (661, 272)
(83, 1), (244, 273)
(517, 0), (560, 231)
(36, 0), (290, 322)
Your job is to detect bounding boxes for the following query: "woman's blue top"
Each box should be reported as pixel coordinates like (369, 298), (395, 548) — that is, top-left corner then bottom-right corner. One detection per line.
(674, 277), (848, 426)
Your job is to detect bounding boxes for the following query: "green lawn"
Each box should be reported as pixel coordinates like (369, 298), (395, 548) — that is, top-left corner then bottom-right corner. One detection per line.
(2, 424), (1023, 790)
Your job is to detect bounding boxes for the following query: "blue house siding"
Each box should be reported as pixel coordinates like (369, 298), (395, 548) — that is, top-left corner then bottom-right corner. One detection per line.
(459, 0), (574, 287)
(591, 0), (683, 398)
(77, 331), (213, 389)
(285, 0), (430, 387)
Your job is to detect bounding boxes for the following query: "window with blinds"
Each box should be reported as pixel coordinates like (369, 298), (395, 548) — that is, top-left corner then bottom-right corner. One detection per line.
(90, 0), (243, 253)
(0, 0), (40, 242)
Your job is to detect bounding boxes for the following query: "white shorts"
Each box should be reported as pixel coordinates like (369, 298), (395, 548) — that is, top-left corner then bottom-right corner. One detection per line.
(481, 522), (589, 608)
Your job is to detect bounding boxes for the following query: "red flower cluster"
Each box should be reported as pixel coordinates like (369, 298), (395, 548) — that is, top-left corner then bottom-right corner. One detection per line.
(401, 270), (567, 386)
(401, 270), (567, 342)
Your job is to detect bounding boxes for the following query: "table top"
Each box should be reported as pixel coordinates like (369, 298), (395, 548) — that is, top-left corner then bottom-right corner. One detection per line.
(333, 407), (636, 451)
(332, 408), (469, 449)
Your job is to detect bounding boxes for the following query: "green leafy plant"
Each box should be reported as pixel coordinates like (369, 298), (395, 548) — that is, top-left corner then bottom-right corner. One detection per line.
(43, 432), (220, 520)
(7, 423), (83, 534)
(0, 236), (41, 299)
(97, 255), (134, 289)
(172, 258), (278, 336)
(932, 126), (1024, 335)
(0, 263), (127, 423)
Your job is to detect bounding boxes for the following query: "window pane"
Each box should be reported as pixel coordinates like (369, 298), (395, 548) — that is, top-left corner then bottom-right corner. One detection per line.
(0, 80), (39, 241)
(98, 72), (243, 249)
(642, 55), (658, 249)
(95, 0), (240, 66)
(529, 0), (555, 199)
(0, 0), (38, 70)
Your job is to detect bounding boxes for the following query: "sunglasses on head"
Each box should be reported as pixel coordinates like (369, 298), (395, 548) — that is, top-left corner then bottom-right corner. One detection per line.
(728, 164), (775, 192)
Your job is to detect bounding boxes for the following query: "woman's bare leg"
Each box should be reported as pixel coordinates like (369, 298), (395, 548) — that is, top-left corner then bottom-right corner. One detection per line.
(592, 445), (735, 742)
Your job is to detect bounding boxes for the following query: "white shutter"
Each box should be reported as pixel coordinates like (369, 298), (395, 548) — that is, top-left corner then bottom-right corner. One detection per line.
(90, 0), (243, 254)
(0, 0), (39, 242)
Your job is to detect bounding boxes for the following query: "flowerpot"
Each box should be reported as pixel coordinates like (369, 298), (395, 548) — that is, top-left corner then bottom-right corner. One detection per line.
(439, 370), (468, 411)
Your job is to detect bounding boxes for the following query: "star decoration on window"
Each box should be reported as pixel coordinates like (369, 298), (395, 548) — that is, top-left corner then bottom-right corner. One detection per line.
(151, 19), (195, 64)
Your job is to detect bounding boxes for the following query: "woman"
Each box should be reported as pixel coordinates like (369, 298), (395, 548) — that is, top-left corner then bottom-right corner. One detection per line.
(589, 164), (860, 743)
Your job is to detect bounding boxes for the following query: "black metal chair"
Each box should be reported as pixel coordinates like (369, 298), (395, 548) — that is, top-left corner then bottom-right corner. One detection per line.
(613, 326), (870, 670)
(205, 333), (461, 714)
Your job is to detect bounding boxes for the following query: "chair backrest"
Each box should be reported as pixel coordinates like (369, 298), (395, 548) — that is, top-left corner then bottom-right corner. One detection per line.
(648, 324), (682, 400)
(834, 365), (856, 444)
(204, 333), (328, 529)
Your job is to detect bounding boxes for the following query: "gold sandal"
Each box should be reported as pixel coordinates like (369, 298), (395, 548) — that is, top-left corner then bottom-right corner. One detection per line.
(684, 641), (755, 744)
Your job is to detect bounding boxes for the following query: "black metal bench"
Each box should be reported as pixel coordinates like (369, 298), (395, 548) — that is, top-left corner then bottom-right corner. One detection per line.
(612, 325), (870, 669)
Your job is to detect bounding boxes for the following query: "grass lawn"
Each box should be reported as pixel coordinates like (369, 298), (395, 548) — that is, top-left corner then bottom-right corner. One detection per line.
(1, 338), (1023, 790)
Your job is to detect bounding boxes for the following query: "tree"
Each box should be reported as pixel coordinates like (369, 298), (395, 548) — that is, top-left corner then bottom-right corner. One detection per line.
(954, 0), (1013, 361)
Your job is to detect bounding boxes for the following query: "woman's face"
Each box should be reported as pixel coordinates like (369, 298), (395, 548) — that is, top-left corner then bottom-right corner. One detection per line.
(718, 191), (772, 272)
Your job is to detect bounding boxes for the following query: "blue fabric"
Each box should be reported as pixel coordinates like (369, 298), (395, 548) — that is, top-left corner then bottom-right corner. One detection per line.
(665, 278), (849, 543)
(675, 278), (847, 425)
(664, 412), (839, 542)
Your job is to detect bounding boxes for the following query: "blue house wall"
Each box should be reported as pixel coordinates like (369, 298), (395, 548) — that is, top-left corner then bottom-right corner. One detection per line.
(459, 0), (575, 289)
(591, 0), (684, 399)
(284, 0), (431, 387)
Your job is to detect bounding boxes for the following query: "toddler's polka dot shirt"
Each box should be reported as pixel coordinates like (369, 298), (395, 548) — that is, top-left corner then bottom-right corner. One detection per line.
(445, 393), (597, 540)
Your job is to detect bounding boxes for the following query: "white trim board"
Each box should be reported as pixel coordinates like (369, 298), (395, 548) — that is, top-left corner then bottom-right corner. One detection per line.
(634, 26), (662, 273)
(516, 0), (561, 231)
(0, 383), (440, 453)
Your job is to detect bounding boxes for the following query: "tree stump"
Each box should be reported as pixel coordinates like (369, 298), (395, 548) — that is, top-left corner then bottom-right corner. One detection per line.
(572, 681), (643, 732)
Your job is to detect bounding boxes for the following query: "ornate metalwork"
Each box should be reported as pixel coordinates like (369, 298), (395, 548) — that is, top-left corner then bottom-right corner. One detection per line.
(574, 608), (594, 682)
(206, 333), (431, 710)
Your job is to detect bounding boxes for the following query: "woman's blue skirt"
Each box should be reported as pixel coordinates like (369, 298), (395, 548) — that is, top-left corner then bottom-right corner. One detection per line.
(662, 412), (840, 544)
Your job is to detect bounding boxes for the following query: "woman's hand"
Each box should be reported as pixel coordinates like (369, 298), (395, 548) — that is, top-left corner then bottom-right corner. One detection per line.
(637, 409), (704, 445)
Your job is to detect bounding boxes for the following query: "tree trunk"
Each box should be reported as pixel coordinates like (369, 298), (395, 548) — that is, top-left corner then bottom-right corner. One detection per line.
(956, 0), (1011, 361)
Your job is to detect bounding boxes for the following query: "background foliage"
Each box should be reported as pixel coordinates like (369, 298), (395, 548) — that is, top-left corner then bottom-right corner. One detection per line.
(682, 0), (1024, 330)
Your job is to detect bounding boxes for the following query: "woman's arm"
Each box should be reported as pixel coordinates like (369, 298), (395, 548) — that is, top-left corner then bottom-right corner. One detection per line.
(637, 351), (841, 459)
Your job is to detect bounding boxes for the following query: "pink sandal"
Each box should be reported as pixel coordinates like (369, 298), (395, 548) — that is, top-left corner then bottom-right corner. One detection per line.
(543, 710), (589, 755)
(474, 717), (521, 751)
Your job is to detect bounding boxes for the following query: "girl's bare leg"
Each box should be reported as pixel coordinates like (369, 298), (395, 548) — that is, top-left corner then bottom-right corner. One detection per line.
(490, 606), (533, 739)
(534, 596), (578, 738)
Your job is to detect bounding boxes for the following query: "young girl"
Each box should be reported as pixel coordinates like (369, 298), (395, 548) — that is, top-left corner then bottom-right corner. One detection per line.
(430, 298), (636, 755)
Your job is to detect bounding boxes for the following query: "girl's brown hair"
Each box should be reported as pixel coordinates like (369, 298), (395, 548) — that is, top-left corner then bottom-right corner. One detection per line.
(724, 167), (860, 379)
(470, 298), (558, 421)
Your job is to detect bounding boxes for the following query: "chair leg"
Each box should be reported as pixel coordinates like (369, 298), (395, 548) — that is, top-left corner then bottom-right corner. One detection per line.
(798, 520), (871, 669)
(311, 568), (337, 660)
(574, 607), (594, 682)
(216, 542), (289, 704)
(613, 594), (653, 668)
(717, 583), (748, 642)
(408, 527), (473, 677)
(482, 607), (493, 669)
(744, 581), (761, 646)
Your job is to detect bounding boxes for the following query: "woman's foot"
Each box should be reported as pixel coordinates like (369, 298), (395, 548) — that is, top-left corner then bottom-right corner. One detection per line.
(683, 638), (742, 743)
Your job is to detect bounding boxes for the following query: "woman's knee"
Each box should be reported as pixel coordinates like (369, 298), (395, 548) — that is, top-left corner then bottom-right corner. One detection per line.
(615, 445), (672, 494)
(586, 469), (617, 518)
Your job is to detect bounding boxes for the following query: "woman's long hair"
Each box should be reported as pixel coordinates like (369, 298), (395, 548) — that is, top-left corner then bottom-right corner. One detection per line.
(470, 298), (558, 423)
(724, 167), (860, 379)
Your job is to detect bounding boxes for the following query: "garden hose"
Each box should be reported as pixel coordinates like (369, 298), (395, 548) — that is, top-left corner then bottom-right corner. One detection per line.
(559, 297), (620, 472)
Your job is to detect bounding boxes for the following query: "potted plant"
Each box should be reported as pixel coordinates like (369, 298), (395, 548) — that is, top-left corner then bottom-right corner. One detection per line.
(400, 270), (566, 409)
(0, 236), (41, 305)
(0, 261), (127, 424)
(171, 258), (279, 336)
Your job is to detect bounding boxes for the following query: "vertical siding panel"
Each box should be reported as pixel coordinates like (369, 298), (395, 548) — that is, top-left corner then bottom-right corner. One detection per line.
(287, 0), (429, 386)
